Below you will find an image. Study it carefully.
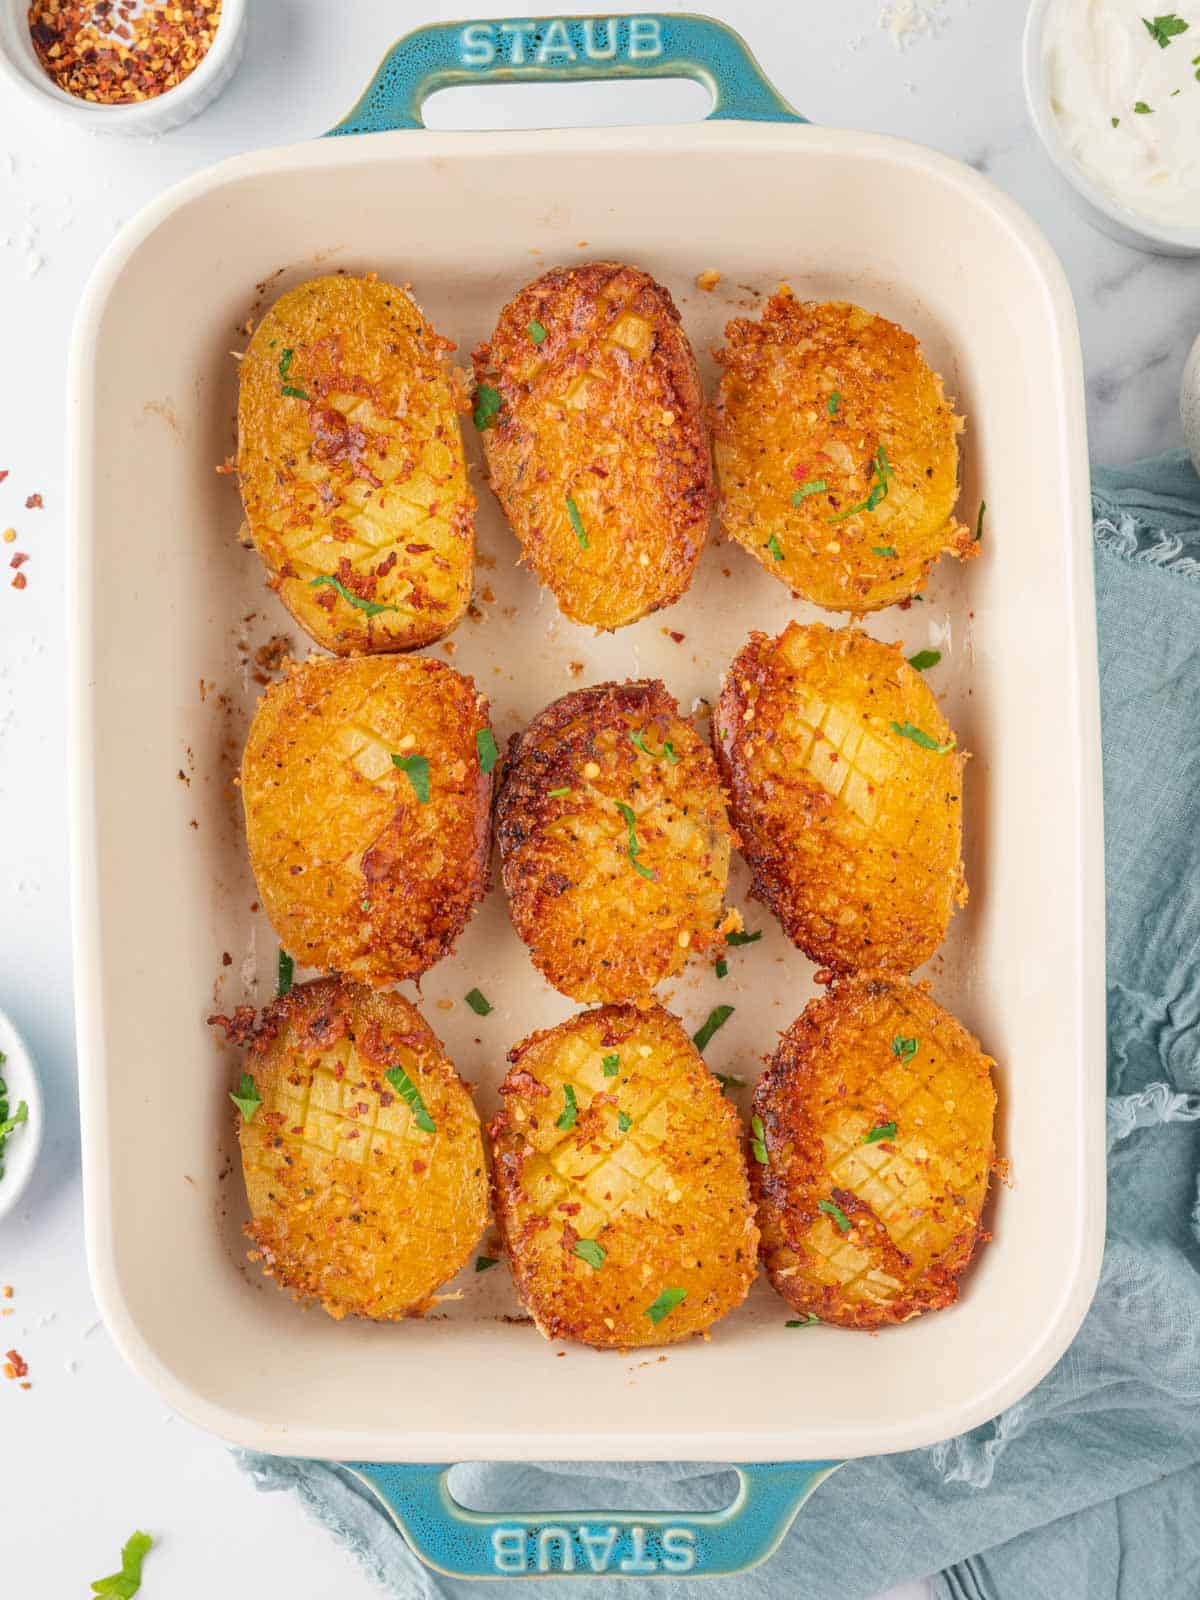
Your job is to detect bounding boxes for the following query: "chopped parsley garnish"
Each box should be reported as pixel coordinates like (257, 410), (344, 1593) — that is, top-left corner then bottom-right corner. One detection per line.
(473, 384), (502, 429)
(765, 533), (785, 561)
(475, 1255), (499, 1272)
(828, 445), (893, 522)
(1112, 116), (1121, 127)
(278, 347), (295, 379)
(630, 730), (678, 763)
(792, 479), (828, 504)
(1134, 99), (1154, 113)
(693, 1004), (734, 1051)
(229, 1073), (261, 1122)
(715, 957), (729, 979)
(528, 318), (548, 344)
(91, 1530), (153, 1598)
(827, 392), (841, 416)
(615, 801), (655, 881)
(464, 988), (493, 1016)
(786, 1314), (821, 1328)
(0, 1100), (28, 1142)
(574, 1238), (606, 1269)
(725, 929), (762, 947)
(548, 786), (571, 798)
(617, 1110), (632, 1132)
(873, 545), (898, 558)
(277, 948), (294, 996)
(476, 728), (499, 774)
(308, 574), (398, 617)
(556, 1084), (578, 1130)
(385, 1065), (437, 1133)
(975, 500), (987, 542)
(818, 1197), (852, 1233)
(865, 1121), (898, 1144)
(750, 1114), (768, 1165)
(890, 720), (955, 754)
(716, 1073), (746, 1093)
(280, 383), (310, 400)
(891, 1035), (919, 1063)
(1143, 13), (1188, 47)
(645, 1286), (687, 1324)
(392, 752), (431, 802)
(566, 496), (589, 550)
(602, 1054), (621, 1077)
(907, 649), (942, 671)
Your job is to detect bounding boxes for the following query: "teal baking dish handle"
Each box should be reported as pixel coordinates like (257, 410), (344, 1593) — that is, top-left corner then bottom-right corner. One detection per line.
(345, 1461), (841, 1579)
(326, 13), (805, 136)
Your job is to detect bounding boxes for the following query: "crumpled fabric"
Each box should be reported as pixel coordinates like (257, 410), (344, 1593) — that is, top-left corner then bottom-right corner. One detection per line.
(238, 453), (1200, 1600)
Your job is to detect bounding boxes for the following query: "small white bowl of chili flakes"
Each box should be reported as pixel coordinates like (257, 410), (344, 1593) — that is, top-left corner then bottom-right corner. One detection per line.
(0, 0), (245, 135)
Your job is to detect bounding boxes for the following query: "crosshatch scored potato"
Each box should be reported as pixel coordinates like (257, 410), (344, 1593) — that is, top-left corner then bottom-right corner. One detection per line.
(713, 290), (973, 612)
(224, 978), (488, 1321)
(489, 1004), (759, 1348)
(240, 654), (493, 987)
(753, 975), (997, 1329)
(497, 679), (737, 1004)
(472, 262), (712, 630)
(238, 273), (474, 655)
(715, 621), (965, 973)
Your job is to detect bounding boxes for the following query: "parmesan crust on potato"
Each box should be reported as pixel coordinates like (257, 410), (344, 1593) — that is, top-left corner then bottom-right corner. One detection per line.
(227, 978), (488, 1321)
(238, 274), (474, 654)
(713, 290), (972, 612)
(497, 680), (736, 1004)
(715, 622), (965, 973)
(241, 655), (493, 987)
(752, 975), (997, 1329)
(490, 1004), (758, 1348)
(472, 262), (711, 630)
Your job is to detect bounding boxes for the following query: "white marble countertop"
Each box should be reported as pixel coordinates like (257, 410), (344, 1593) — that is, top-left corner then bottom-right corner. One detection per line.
(0, 1), (1193, 1595)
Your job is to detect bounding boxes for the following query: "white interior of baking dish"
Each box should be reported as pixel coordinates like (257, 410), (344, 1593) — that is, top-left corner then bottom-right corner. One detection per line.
(69, 121), (1105, 1463)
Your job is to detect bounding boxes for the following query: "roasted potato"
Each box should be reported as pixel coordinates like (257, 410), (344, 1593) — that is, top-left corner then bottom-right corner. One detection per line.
(241, 655), (493, 986)
(713, 290), (972, 612)
(226, 978), (488, 1321)
(238, 274), (474, 655)
(715, 622), (965, 973)
(497, 680), (736, 1004)
(490, 1004), (758, 1348)
(472, 262), (711, 630)
(752, 975), (996, 1328)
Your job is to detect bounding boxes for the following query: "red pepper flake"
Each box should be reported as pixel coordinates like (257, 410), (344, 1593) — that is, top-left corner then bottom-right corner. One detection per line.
(24, 494), (42, 510)
(9, 553), (27, 569)
(3, 1349), (28, 1380)
(0, 471), (8, 483)
(10, 573), (26, 591)
(28, 0), (223, 105)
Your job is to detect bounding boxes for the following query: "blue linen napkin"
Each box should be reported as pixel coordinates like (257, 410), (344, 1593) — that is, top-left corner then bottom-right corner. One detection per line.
(238, 452), (1200, 1600)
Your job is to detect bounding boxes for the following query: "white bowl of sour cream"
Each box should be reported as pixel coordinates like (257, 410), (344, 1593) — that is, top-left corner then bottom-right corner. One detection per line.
(1024, 0), (1200, 256)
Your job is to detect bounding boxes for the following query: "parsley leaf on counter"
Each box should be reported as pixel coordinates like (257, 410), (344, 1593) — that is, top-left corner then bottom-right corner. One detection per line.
(277, 948), (294, 997)
(1143, 13), (1188, 47)
(907, 649), (942, 671)
(464, 988), (493, 1016)
(91, 1530), (153, 1598)
(693, 1005), (734, 1051)
(475, 1255), (500, 1272)
(725, 930), (762, 947)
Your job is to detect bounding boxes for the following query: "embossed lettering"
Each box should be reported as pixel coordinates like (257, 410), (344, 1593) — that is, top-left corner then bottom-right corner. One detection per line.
(578, 1526), (620, 1572)
(582, 17), (618, 60)
(619, 1526), (659, 1574)
(536, 1529), (576, 1573)
(536, 19), (577, 63)
(661, 1528), (698, 1573)
(459, 22), (495, 66)
(498, 20), (537, 64)
(627, 16), (664, 60)
(492, 1528), (527, 1574)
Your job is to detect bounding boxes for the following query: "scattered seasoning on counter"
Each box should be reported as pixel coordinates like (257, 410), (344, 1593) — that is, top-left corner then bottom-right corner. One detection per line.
(28, 0), (222, 105)
(3, 1348), (29, 1386)
(24, 493), (42, 510)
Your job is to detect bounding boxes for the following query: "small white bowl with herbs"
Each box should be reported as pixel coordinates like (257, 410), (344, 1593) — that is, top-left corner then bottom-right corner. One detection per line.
(0, 1012), (42, 1223)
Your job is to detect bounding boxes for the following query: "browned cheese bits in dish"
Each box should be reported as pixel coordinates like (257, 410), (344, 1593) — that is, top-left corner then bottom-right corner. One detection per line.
(715, 622), (965, 974)
(241, 655), (493, 986)
(472, 262), (712, 629)
(227, 978), (488, 1321)
(497, 680), (736, 1004)
(238, 274), (474, 654)
(713, 290), (972, 612)
(489, 1004), (758, 1348)
(752, 975), (997, 1329)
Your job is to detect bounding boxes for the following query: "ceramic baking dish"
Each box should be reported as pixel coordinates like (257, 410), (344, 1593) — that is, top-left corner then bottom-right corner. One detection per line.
(69, 14), (1105, 1579)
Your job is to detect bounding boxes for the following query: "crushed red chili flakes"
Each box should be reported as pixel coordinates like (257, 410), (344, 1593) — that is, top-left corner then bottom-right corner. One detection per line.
(28, 0), (222, 105)
(3, 1348), (29, 1381)
(24, 493), (42, 510)
(10, 573), (27, 591)
(10, 553), (29, 569)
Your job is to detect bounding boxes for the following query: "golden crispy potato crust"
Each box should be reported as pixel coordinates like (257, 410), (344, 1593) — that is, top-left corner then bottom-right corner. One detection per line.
(238, 274), (474, 654)
(497, 680), (735, 1004)
(234, 978), (488, 1320)
(713, 291), (973, 612)
(753, 976), (996, 1329)
(490, 1004), (758, 1348)
(241, 655), (492, 986)
(473, 262), (711, 629)
(715, 622), (965, 973)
